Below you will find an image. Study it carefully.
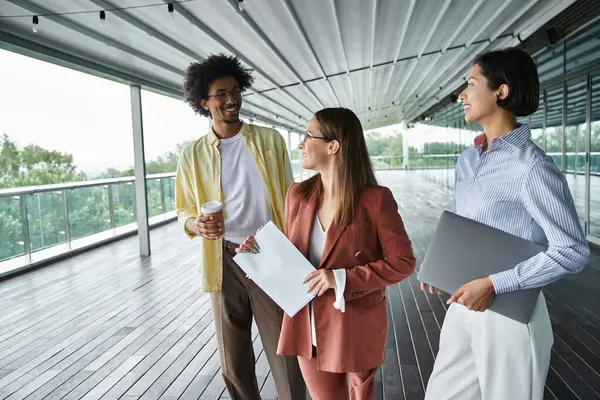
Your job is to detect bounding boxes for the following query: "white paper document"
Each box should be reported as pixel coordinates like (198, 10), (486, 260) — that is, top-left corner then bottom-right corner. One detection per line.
(233, 221), (316, 317)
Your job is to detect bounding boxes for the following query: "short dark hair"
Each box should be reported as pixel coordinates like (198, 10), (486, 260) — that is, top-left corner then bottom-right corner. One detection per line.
(474, 47), (539, 117)
(182, 53), (254, 117)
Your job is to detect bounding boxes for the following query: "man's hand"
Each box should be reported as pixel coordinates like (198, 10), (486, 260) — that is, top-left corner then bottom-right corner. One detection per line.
(186, 216), (222, 240)
(447, 277), (495, 312)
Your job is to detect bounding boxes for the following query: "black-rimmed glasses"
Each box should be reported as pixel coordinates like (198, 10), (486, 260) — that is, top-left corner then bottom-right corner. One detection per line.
(207, 87), (242, 102)
(302, 132), (331, 142)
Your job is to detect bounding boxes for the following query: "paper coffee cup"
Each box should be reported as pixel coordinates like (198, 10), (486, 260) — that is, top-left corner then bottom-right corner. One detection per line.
(201, 200), (223, 215)
(200, 200), (224, 239)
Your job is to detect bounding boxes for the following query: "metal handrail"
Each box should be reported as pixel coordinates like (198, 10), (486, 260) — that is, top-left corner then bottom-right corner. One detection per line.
(0, 172), (176, 198)
(1, 150), (596, 198)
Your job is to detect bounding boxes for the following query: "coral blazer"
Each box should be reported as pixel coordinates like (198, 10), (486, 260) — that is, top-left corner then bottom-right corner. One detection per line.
(277, 183), (416, 373)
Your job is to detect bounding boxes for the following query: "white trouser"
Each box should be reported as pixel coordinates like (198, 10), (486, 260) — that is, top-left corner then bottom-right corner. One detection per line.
(425, 292), (553, 400)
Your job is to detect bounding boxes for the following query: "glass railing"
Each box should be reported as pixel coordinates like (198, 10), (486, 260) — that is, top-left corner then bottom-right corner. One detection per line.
(370, 156), (404, 170)
(2, 152), (594, 275)
(399, 152), (599, 175)
(0, 173), (176, 275)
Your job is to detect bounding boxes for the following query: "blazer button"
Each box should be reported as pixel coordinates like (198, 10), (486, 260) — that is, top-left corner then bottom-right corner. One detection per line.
(355, 251), (363, 258)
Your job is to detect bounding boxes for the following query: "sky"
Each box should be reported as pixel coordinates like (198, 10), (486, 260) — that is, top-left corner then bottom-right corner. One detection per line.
(0, 49), (471, 176)
(0, 49), (208, 176)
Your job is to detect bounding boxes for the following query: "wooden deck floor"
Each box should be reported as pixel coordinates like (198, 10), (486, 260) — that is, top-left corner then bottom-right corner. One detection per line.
(0, 170), (599, 399)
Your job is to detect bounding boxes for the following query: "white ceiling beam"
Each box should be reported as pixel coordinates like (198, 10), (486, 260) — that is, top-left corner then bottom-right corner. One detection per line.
(84, 0), (301, 129)
(224, 0), (324, 111)
(404, 0), (544, 121)
(168, 1), (309, 121)
(280, 0), (342, 107)
(367, 0), (378, 121)
(7, 0), (182, 75)
(411, 0), (517, 100)
(388, 0), (453, 110)
(396, 0), (486, 114)
(381, 0), (417, 99)
(329, 0), (356, 110)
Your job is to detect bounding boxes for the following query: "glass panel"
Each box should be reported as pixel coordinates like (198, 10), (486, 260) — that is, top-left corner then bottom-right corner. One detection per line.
(589, 75), (600, 237)
(26, 191), (67, 251)
(163, 177), (176, 213)
(530, 95), (544, 149)
(68, 186), (110, 240)
(141, 90), (207, 176)
(0, 196), (25, 261)
(113, 182), (135, 227)
(545, 86), (564, 169)
(147, 179), (163, 218)
(565, 80), (587, 229)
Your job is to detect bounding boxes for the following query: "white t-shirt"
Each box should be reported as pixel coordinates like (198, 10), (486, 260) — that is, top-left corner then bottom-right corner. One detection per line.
(219, 129), (271, 244)
(308, 213), (346, 347)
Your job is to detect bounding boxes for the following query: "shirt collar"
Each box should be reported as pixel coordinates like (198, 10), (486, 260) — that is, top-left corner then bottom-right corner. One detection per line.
(208, 121), (255, 146)
(473, 124), (531, 153)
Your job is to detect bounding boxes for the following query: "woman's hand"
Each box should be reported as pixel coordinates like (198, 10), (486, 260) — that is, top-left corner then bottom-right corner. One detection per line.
(304, 269), (335, 296)
(420, 282), (443, 295)
(447, 277), (495, 312)
(235, 236), (260, 254)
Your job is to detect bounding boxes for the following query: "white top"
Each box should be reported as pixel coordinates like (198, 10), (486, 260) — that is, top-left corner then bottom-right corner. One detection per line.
(219, 128), (271, 244)
(308, 214), (346, 347)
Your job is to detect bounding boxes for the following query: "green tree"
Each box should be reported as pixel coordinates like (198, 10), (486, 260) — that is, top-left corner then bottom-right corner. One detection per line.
(0, 134), (86, 189)
(146, 140), (194, 174)
(423, 141), (468, 155)
(0, 134), (88, 261)
(364, 132), (405, 169)
(99, 168), (126, 178)
(365, 132), (390, 156)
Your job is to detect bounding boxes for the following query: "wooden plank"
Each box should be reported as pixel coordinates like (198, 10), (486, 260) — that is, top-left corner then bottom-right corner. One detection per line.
(0, 259), (194, 368)
(382, 299), (403, 400)
(259, 371), (277, 400)
(553, 335), (600, 394)
(0, 276), (198, 396)
(0, 171), (599, 399)
(545, 365), (578, 399)
(550, 349), (600, 399)
(387, 283), (424, 400)
(398, 278), (434, 392)
(137, 326), (216, 399)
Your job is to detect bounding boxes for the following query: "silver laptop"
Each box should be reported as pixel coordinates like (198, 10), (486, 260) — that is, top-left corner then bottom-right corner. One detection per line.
(417, 210), (545, 324)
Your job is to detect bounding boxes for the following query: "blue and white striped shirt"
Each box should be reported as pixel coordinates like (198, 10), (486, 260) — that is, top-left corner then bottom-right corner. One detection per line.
(454, 124), (589, 294)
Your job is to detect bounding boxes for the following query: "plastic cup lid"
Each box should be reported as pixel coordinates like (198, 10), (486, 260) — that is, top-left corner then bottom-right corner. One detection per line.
(201, 200), (223, 214)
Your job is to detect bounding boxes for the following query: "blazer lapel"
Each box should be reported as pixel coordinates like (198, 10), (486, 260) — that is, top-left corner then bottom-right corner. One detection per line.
(319, 220), (349, 268)
(296, 190), (318, 258)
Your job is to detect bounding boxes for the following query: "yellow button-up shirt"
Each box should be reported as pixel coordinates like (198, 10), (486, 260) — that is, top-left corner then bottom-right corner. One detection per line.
(175, 123), (295, 292)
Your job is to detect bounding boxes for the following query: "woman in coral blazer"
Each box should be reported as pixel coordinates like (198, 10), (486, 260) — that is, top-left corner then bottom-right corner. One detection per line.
(237, 108), (416, 400)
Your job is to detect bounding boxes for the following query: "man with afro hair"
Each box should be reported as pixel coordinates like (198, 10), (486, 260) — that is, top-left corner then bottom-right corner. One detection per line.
(175, 53), (305, 400)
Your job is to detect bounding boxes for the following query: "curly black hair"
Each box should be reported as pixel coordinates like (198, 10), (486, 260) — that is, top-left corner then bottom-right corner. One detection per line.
(182, 53), (254, 117)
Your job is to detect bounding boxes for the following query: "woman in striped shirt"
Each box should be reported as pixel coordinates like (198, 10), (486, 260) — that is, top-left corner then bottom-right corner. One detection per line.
(422, 47), (589, 399)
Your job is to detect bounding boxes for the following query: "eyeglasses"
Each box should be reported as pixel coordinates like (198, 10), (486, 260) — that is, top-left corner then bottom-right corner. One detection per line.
(207, 87), (242, 102)
(302, 132), (331, 142)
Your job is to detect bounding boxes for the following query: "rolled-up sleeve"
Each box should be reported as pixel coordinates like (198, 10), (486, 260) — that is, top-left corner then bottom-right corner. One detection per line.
(175, 153), (198, 239)
(490, 158), (589, 294)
